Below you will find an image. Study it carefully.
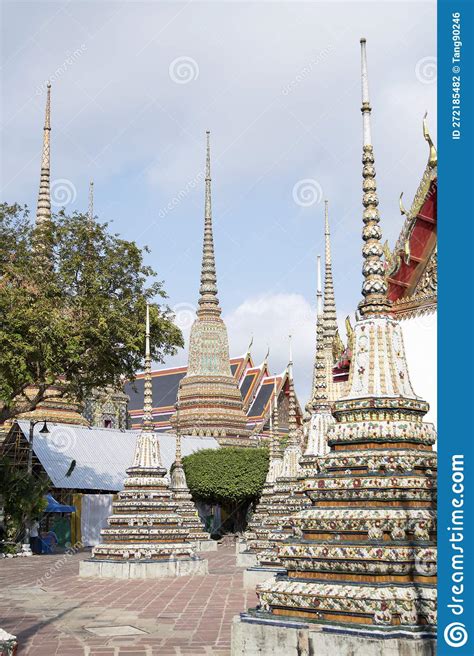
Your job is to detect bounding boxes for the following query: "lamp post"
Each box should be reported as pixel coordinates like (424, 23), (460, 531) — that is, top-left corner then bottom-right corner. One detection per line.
(23, 419), (49, 555)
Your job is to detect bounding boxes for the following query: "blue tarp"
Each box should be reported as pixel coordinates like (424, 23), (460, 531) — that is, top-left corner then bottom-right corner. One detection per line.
(44, 493), (75, 513)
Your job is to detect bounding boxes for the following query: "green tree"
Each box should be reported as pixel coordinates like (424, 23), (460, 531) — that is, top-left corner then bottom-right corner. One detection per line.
(0, 455), (49, 551)
(182, 447), (269, 534)
(0, 204), (183, 422)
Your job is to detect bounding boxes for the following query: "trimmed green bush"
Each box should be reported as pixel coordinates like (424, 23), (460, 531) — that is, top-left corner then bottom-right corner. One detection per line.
(182, 447), (269, 505)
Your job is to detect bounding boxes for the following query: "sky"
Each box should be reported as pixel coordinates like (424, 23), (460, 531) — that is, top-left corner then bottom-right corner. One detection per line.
(1, 0), (437, 410)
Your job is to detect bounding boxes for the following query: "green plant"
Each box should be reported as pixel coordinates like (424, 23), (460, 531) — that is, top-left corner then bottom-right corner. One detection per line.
(0, 204), (183, 422)
(0, 456), (49, 549)
(182, 447), (269, 505)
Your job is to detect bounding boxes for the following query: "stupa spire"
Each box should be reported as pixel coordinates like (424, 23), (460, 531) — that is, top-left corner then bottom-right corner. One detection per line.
(309, 254), (329, 409)
(358, 38), (391, 317)
(175, 403), (182, 465)
(128, 304), (163, 474)
(88, 180), (94, 223)
(322, 201), (338, 343)
(287, 337), (298, 445)
(35, 82), (52, 227)
(272, 378), (282, 460)
(173, 131), (250, 439)
(303, 250), (334, 457)
(142, 303), (153, 431)
(197, 131), (220, 317)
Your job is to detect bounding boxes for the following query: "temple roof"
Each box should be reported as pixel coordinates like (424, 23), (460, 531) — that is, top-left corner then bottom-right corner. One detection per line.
(125, 356), (300, 434)
(386, 120), (437, 319)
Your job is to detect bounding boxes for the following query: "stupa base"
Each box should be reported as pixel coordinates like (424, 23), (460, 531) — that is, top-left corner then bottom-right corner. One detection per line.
(243, 566), (284, 589)
(79, 556), (208, 579)
(231, 613), (436, 656)
(236, 550), (257, 568)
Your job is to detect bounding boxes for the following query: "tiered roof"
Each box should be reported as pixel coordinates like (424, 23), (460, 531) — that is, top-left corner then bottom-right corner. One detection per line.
(386, 116), (437, 319)
(126, 356), (301, 436)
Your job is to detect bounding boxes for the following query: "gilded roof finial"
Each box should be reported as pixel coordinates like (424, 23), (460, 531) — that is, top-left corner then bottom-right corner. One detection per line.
(399, 192), (408, 216)
(423, 112), (437, 168)
(88, 180), (94, 223)
(246, 335), (254, 355)
(358, 38), (391, 317)
(263, 345), (270, 364)
(197, 131), (220, 317)
(35, 82), (52, 227)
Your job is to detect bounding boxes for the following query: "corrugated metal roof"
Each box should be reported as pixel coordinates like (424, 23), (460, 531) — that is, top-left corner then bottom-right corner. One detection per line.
(17, 421), (219, 492)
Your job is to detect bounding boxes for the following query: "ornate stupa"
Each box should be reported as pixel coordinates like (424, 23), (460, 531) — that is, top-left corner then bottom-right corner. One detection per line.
(172, 132), (250, 442)
(302, 244), (335, 463)
(241, 346), (309, 586)
(232, 39), (437, 655)
(254, 346), (309, 568)
(321, 201), (341, 404)
(11, 83), (88, 430)
(80, 305), (208, 579)
(170, 403), (217, 551)
(237, 379), (283, 567)
(303, 202), (339, 456)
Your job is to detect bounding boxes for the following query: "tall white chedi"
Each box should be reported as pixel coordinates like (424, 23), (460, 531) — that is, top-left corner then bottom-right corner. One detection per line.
(256, 38), (437, 635)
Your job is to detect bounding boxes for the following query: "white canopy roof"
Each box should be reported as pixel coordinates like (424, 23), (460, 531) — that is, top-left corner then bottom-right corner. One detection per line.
(16, 421), (219, 492)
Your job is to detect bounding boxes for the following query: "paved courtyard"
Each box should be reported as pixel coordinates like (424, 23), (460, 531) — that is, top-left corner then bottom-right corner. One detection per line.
(0, 544), (257, 655)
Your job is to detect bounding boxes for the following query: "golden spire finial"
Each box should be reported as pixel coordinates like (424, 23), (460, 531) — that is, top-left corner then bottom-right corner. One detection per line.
(358, 38), (391, 317)
(35, 82), (52, 227)
(423, 112), (437, 168)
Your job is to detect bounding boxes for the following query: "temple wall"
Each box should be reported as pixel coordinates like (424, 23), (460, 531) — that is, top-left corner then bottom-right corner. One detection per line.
(399, 310), (437, 426)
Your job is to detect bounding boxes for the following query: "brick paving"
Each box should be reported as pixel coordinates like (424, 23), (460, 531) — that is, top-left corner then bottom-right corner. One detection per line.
(0, 544), (258, 655)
